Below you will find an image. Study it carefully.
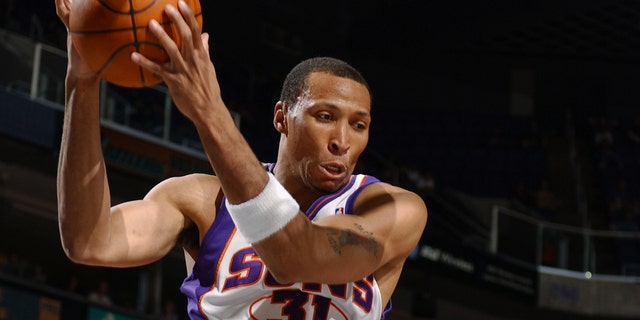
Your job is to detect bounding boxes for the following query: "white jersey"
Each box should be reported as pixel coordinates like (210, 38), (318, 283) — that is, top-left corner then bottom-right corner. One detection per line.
(180, 164), (391, 319)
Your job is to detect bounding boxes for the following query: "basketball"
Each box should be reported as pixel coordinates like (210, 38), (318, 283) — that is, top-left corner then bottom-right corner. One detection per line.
(69, 0), (203, 88)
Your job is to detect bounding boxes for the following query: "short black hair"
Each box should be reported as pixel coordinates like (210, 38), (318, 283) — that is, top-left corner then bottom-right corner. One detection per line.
(279, 57), (371, 108)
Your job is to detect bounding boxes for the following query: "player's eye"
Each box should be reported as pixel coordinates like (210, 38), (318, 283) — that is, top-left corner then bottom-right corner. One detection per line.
(354, 122), (367, 130)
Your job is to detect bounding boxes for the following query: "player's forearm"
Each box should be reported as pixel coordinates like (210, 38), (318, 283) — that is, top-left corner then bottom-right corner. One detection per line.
(57, 75), (112, 262)
(192, 106), (269, 204)
(252, 214), (382, 284)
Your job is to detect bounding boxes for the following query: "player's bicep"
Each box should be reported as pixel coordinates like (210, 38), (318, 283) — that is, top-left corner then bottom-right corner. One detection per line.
(307, 188), (426, 277)
(350, 185), (428, 266)
(105, 198), (186, 267)
(378, 191), (428, 263)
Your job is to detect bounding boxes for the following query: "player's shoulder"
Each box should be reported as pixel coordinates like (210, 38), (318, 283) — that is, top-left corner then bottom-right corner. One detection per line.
(356, 179), (427, 215)
(357, 177), (420, 200)
(147, 173), (222, 224)
(174, 172), (220, 184)
(357, 180), (428, 229)
(156, 172), (219, 188)
(146, 173), (221, 202)
(359, 178), (418, 197)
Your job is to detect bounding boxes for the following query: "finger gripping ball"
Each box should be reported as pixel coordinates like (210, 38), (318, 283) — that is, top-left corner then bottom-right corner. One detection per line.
(69, 0), (203, 88)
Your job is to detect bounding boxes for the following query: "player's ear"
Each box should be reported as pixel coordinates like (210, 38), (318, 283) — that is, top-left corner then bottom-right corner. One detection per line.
(274, 101), (288, 134)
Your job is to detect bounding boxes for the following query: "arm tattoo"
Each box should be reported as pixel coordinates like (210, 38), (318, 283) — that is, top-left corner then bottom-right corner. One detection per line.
(326, 223), (378, 258)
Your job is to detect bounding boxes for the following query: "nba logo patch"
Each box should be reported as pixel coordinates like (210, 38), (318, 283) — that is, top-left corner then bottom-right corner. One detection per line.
(335, 207), (345, 214)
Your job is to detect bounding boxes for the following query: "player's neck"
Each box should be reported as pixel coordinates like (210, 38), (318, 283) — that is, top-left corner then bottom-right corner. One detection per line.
(272, 163), (325, 212)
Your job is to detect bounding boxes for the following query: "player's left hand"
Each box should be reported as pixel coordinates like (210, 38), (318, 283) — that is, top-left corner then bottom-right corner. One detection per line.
(132, 0), (224, 124)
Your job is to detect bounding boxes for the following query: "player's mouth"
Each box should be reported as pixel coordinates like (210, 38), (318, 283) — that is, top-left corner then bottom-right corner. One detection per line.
(320, 162), (347, 178)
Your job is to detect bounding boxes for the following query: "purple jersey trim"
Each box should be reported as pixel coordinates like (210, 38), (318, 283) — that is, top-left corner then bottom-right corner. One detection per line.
(181, 199), (237, 319)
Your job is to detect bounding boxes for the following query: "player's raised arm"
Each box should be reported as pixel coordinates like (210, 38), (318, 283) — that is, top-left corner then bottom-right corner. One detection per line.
(56, 0), (108, 263)
(55, 0), (191, 268)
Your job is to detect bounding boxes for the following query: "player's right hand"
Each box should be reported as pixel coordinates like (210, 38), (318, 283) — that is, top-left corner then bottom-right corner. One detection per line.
(55, 0), (98, 81)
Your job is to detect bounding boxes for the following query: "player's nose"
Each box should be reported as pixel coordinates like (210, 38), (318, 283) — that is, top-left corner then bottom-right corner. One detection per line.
(329, 123), (350, 155)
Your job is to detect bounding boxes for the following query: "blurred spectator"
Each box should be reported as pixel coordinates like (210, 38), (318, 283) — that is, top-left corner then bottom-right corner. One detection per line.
(511, 181), (534, 208)
(0, 286), (7, 320)
(487, 127), (508, 148)
(88, 280), (113, 306)
(624, 115), (640, 145)
(419, 171), (436, 196)
(611, 202), (640, 230)
(533, 179), (561, 221)
(2, 253), (26, 278)
(610, 202), (640, 275)
(591, 117), (623, 171)
(607, 178), (631, 204)
(68, 274), (79, 292)
(597, 142), (623, 171)
(0, 168), (5, 188)
(608, 197), (625, 228)
(30, 264), (47, 285)
(541, 236), (558, 267)
(520, 119), (543, 149)
(161, 300), (180, 320)
(28, 12), (43, 42)
(593, 118), (615, 148)
(0, 253), (5, 271)
(62, 273), (85, 296)
(0, 170), (7, 231)
(509, 180), (547, 221)
(403, 166), (435, 197)
(623, 115), (640, 165)
(0, 0), (20, 32)
(0, 167), (6, 205)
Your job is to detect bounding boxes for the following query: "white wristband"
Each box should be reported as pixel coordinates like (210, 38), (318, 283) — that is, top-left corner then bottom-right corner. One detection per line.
(226, 173), (299, 244)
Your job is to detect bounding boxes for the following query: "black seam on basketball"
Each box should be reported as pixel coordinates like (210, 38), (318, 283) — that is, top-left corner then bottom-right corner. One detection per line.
(68, 11), (202, 33)
(127, 0), (146, 85)
(97, 0), (158, 14)
(97, 43), (138, 75)
(95, 0), (128, 14)
(70, 28), (139, 35)
(69, 14), (200, 34)
(133, 0), (158, 14)
(139, 40), (166, 86)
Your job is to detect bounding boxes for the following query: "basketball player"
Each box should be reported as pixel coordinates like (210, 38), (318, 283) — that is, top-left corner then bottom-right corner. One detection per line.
(55, 0), (428, 318)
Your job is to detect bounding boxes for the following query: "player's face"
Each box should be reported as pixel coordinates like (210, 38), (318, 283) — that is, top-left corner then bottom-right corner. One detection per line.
(284, 72), (371, 193)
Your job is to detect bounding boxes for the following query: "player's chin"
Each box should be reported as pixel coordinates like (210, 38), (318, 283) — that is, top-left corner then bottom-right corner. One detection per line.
(308, 165), (349, 192)
(313, 176), (348, 193)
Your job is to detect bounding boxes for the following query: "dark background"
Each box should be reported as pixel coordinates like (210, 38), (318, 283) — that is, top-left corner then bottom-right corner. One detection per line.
(8, 0), (640, 126)
(2, 0), (640, 319)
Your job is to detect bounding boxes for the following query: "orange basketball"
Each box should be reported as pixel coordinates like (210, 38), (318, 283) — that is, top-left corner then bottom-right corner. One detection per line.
(69, 0), (203, 88)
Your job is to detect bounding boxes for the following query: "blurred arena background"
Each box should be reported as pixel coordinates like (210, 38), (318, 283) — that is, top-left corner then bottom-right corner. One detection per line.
(1, 0), (639, 319)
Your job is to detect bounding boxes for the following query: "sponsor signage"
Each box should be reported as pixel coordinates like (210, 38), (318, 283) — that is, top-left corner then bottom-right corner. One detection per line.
(0, 284), (61, 320)
(87, 306), (140, 320)
(415, 242), (538, 302)
(538, 268), (640, 317)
